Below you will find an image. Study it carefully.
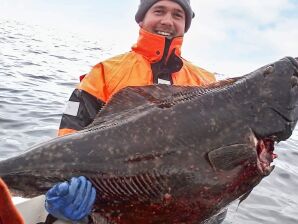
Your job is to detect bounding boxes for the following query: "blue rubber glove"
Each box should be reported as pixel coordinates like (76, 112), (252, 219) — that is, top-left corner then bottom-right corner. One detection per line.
(45, 176), (96, 221)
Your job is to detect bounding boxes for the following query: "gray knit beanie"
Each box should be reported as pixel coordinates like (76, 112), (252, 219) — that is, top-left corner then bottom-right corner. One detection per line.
(135, 0), (195, 33)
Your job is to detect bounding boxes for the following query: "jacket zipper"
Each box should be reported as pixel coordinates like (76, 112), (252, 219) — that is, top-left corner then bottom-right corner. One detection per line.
(161, 38), (172, 66)
(151, 37), (174, 84)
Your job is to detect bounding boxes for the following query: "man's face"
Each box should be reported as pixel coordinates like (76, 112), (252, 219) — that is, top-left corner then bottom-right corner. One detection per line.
(139, 0), (186, 38)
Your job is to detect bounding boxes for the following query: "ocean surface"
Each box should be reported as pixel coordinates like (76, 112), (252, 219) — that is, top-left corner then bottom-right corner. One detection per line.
(0, 19), (297, 224)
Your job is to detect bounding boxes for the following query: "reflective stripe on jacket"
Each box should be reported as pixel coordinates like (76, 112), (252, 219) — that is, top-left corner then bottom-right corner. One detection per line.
(58, 28), (216, 136)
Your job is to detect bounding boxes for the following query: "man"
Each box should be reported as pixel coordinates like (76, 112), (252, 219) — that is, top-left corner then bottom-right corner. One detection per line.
(45, 0), (217, 222)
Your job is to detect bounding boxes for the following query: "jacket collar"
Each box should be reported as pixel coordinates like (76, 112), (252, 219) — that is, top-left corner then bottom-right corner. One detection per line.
(131, 28), (183, 63)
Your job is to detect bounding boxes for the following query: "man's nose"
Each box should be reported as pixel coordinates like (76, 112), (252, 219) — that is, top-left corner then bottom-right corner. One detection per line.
(160, 13), (174, 26)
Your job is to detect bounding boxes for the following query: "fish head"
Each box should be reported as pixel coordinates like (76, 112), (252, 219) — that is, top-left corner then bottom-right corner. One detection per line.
(223, 58), (298, 177)
(242, 57), (298, 142)
(203, 58), (298, 209)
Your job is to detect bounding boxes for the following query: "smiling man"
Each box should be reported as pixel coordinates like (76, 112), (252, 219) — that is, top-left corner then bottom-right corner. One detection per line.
(57, 0), (215, 137)
(45, 0), (218, 222)
(138, 0), (187, 38)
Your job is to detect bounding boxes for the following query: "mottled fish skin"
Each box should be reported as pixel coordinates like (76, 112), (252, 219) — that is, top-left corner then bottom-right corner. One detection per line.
(1, 57), (298, 224)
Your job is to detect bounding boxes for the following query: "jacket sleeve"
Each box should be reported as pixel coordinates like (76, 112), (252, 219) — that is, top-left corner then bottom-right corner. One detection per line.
(58, 64), (106, 136)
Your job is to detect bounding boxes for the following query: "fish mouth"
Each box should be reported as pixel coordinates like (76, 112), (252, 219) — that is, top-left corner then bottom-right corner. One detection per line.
(256, 137), (277, 176)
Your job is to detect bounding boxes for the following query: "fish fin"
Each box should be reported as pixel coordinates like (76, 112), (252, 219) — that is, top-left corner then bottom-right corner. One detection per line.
(89, 171), (166, 203)
(207, 128), (257, 171)
(236, 190), (253, 210)
(101, 84), (197, 114)
(87, 81), (237, 129)
(101, 80), (238, 115)
(87, 84), (198, 128)
(207, 143), (256, 171)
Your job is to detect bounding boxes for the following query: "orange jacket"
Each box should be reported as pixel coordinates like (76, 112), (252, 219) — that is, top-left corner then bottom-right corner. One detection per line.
(58, 28), (216, 136)
(0, 178), (25, 224)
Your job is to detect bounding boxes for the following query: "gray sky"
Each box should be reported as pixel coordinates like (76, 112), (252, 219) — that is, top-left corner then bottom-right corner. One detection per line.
(1, 0), (298, 74)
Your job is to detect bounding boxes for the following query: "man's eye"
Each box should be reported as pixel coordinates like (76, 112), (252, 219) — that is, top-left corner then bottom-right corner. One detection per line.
(154, 10), (164, 14)
(174, 13), (183, 19)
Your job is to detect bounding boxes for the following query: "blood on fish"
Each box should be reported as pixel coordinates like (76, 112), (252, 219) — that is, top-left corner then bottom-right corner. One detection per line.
(257, 138), (277, 173)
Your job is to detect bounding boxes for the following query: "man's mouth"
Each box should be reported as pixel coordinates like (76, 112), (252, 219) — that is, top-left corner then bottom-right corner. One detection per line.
(156, 30), (174, 37)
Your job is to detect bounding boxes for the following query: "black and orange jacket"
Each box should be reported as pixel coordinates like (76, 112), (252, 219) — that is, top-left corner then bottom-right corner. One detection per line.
(58, 28), (216, 136)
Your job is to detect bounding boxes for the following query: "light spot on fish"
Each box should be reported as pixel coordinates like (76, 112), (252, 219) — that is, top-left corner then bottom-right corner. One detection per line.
(55, 153), (64, 158)
(210, 118), (216, 126)
(213, 176), (219, 181)
(188, 165), (196, 171)
(164, 146), (172, 153)
(108, 147), (114, 155)
(163, 193), (172, 205)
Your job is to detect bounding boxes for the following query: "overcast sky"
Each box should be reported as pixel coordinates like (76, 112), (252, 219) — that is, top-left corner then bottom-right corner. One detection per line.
(1, 0), (298, 75)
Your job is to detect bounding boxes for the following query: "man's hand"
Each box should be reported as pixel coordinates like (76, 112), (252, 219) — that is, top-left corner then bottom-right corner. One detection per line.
(45, 176), (96, 221)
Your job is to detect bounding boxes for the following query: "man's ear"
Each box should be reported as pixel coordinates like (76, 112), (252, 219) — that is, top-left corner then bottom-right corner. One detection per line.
(139, 21), (144, 28)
